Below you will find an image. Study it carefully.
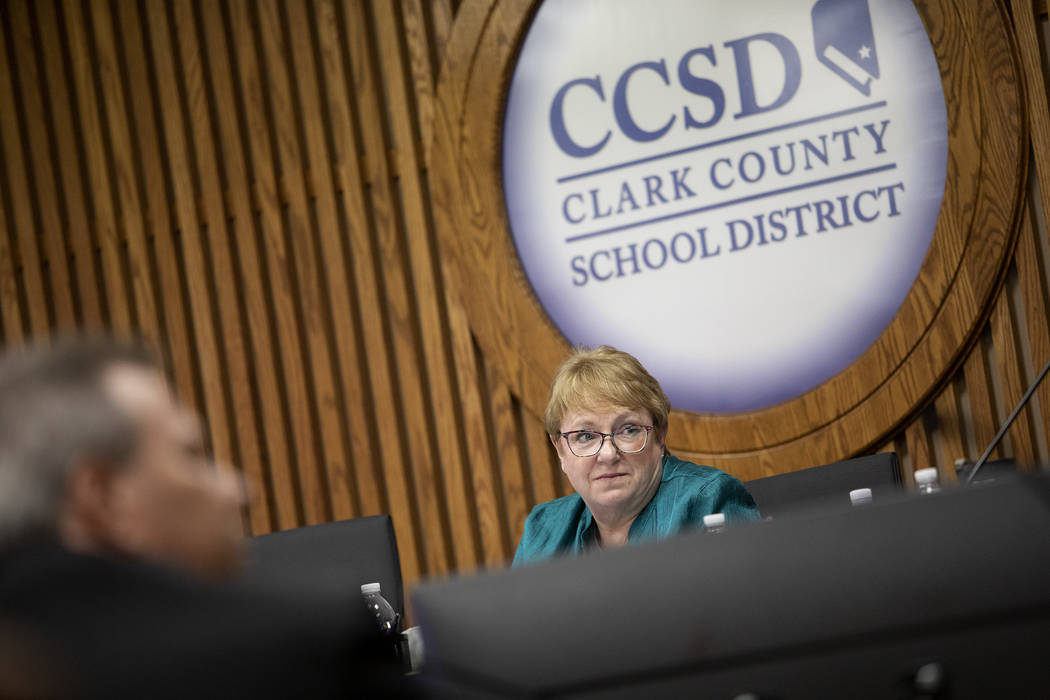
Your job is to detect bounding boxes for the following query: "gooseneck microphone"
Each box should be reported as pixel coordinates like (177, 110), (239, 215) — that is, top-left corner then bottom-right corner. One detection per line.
(966, 355), (1050, 484)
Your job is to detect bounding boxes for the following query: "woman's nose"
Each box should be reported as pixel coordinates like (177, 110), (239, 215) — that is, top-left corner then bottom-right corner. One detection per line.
(596, 434), (619, 460)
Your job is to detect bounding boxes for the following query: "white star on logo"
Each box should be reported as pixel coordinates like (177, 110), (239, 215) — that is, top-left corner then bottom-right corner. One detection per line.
(858, 45), (872, 59)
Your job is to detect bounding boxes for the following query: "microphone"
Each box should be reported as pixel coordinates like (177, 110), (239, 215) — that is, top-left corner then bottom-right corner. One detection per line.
(964, 355), (1050, 484)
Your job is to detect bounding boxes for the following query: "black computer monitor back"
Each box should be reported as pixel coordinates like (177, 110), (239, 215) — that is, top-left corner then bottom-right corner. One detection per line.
(413, 472), (1050, 699)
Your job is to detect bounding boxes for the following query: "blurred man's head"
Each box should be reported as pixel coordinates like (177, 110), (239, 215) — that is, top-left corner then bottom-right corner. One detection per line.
(0, 337), (245, 577)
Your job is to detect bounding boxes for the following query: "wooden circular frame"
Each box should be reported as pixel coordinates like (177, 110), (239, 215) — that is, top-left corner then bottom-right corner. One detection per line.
(429, 0), (1027, 479)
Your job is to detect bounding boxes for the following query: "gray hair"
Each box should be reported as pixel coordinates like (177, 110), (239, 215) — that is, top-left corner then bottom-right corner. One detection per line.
(0, 336), (157, 546)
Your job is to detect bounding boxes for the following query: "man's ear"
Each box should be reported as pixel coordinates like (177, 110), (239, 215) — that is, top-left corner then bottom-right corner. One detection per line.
(59, 455), (122, 552)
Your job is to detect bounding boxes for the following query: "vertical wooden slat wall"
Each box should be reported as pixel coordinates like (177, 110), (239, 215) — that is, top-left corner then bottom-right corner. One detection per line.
(0, 1), (1047, 599)
(881, 1), (1050, 484)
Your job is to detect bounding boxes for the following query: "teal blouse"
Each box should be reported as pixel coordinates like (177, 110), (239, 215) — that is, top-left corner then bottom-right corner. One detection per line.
(513, 455), (760, 566)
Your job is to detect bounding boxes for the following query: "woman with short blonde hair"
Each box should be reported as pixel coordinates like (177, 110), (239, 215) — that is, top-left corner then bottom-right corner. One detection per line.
(515, 345), (759, 565)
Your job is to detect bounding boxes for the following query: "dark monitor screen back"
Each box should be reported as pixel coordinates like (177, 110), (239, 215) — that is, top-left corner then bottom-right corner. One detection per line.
(413, 473), (1050, 699)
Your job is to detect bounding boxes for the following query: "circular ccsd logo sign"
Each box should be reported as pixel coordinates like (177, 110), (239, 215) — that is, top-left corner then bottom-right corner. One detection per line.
(502, 0), (948, 413)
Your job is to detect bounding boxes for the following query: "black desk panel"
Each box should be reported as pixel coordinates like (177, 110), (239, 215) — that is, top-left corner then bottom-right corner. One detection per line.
(414, 473), (1050, 699)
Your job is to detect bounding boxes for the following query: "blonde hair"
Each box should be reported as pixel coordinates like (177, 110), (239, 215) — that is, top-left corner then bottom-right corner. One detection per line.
(544, 346), (670, 437)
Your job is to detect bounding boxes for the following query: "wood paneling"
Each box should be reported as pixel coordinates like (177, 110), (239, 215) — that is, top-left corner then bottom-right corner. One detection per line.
(0, 0), (1048, 604)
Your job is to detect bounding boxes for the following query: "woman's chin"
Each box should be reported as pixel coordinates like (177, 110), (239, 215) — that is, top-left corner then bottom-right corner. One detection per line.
(586, 482), (633, 507)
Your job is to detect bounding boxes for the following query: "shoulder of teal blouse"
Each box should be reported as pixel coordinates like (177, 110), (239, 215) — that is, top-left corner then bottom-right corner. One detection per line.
(655, 455), (761, 525)
(512, 492), (588, 566)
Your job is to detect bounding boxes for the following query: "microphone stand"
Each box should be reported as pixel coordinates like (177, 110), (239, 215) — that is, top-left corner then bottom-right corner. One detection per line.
(966, 355), (1050, 484)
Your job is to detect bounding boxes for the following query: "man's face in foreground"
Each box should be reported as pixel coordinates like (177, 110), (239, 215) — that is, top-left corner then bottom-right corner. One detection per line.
(100, 364), (245, 577)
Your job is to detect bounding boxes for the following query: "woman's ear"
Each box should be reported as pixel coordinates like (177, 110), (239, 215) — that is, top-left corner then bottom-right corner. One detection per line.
(655, 426), (668, 453)
(549, 433), (568, 470)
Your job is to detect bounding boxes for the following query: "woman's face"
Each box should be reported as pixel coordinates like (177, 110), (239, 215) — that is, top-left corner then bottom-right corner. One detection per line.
(552, 403), (665, 519)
